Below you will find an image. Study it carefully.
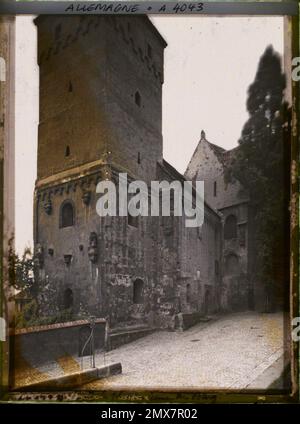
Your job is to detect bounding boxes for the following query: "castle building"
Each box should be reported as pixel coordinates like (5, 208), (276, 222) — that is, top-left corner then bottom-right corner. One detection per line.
(33, 15), (251, 332)
(185, 131), (255, 311)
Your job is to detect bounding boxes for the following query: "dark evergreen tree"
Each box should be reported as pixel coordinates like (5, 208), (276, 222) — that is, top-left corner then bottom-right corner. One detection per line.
(229, 45), (290, 311)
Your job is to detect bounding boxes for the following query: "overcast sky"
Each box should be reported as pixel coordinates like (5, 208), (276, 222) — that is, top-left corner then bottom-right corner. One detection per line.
(15, 15), (284, 253)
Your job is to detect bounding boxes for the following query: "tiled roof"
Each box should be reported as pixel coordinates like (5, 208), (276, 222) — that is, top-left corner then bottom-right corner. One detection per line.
(157, 159), (222, 217)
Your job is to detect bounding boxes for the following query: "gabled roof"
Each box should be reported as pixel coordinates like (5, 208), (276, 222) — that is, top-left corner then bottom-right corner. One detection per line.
(185, 130), (238, 176)
(158, 159), (186, 183)
(221, 146), (239, 167)
(157, 159), (222, 218)
(207, 141), (226, 162)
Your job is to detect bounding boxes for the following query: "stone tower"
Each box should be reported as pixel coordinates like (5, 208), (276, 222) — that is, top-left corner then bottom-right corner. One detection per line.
(33, 16), (223, 332)
(35, 15), (166, 183)
(33, 16), (166, 324)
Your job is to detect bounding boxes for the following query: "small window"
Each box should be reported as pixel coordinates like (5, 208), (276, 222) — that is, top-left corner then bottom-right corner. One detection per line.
(128, 213), (138, 228)
(214, 181), (217, 197)
(224, 215), (237, 240)
(60, 201), (74, 228)
(135, 91), (141, 107)
(68, 81), (73, 93)
(133, 279), (144, 304)
(63, 288), (73, 309)
(137, 152), (141, 164)
(65, 145), (70, 157)
(147, 44), (152, 59)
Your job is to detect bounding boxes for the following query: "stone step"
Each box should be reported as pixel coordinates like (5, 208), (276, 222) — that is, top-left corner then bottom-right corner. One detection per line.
(109, 321), (148, 334)
(175, 312), (211, 331)
(108, 326), (154, 350)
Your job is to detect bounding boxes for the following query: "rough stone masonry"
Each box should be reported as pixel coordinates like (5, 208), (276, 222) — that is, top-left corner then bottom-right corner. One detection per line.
(33, 15), (254, 332)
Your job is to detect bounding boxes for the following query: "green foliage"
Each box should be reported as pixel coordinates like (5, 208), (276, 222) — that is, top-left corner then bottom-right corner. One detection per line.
(14, 305), (88, 329)
(14, 300), (38, 328)
(8, 237), (90, 328)
(230, 46), (290, 308)
(8, 236), (38, 298)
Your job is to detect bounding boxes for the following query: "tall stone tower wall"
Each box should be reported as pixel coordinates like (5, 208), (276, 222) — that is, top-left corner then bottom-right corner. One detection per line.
(33, 16), (166, 324)
(35, 16), (166, 183)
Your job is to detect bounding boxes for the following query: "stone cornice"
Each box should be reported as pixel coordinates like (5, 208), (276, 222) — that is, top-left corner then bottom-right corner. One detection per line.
(36, 158), (106, 190)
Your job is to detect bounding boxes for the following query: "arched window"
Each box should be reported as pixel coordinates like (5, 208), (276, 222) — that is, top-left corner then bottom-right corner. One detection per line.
(225, 254), (239, 275)
(135, 91), (141, 107)
(224, 215), (237, 239)
(63, 288), (73, 309)
(60, 201), (74, 228)
(65, 145), (70, 157)
(213, 181), (217, 197)
(133, 279), (144, 304)
(128, 214), (138, 228)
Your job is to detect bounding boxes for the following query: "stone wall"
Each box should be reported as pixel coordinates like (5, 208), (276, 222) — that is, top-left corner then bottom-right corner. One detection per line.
(35, 15), (165, 183)
(177, 208), (222, 316)
(154, 161), (223, 329)
(221, 203), (250, 311)
(185, 136), (249, 210)
(185, 134), (256, 312)
(9, 319), (106, 386)
(34, 15), (166, 327)
(35, 166), (160, 327)
(34, 15), (225, 332)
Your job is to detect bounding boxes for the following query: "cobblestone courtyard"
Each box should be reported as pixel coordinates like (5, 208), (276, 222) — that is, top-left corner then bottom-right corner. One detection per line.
(83, 312), (286, 390)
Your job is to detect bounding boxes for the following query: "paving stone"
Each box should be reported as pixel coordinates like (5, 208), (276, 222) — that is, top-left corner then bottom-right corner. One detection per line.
(83, 311), (285, 390)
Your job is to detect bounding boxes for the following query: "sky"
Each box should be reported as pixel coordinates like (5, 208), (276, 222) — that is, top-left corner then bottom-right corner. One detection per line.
(15, 15), (284, 253)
